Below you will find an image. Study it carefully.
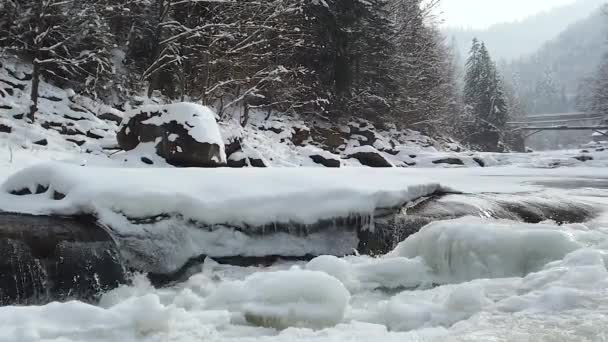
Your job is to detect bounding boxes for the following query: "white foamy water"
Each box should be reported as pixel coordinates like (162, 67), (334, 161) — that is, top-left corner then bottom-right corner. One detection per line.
(3, 216), (608, 342)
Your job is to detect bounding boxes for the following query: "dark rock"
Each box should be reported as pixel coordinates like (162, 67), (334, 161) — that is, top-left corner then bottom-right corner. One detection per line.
(291, 127), (311, 146)
(581, 150), (590, 153)
(574, 155), (593, 162)
(0, 124), (11, 133)
(225, 138), (243, 157)
(41, 96), (63, 102)
(86, 130), (104, 139)
(63, 114), (86, 121)
(262, 126), (283, 134)
(34, 139), (48, 146)
(433, 158), (465, 166)
(141, 157), (154, 165)
(6, 68), (32, 81)
(0, 78), (25, 90)
(227, 156), (248, 168)
(0, 88), (15, 97)
(383, 149), (400, 156)
(118, 107), (225, 168)
(358, 215), (433, 256)
(473, 157), (485, 167)
(98, 112), (123, 124)
(0, 104), (11, 109)
(61, 126), (85, 136)
(12, 114), (23, 120)
(310, 154), (341, 168)
(0, 213), (125, 305)
(348, 150), (393, 168)
(250, 158), (268, 168)
(596, 148), (606, 152)
(67, 138), (86, 146)
(68, 106), (88, 114)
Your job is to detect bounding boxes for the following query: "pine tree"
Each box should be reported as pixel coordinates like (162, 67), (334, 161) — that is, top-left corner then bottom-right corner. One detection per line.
(463, 39), (510, 151)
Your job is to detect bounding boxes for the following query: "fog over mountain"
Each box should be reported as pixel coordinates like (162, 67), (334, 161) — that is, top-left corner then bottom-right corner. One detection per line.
(446, 0), (606, 61)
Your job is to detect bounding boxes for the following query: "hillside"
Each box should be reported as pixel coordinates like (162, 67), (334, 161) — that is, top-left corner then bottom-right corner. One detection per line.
(504, 9), (608, 114)
(446, 0), (605, 61)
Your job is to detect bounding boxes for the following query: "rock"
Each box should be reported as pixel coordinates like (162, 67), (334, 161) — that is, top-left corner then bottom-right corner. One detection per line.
(250, 158), (268, 168)
(141, 157), (154, 165)
(118, 103), (226, 168)
(225, 137), (243, 157)
(34, 139), (48, 146)
(0, 124), (11, 133)
(0, 213), (125, 305)
(40, 95), (63, 102)
(574, 155), (594, 162)
(226, 150), (268, 168)
(12, 114), (23, 120)
(86, 130), (104, 139)
(310, 154), (341, 168)
(473, 157), (485, 167)
(66, 138), (86, 146)
(433, 158), (465, 166)
(347, 146), (393, 168)
(98, 112), (123, 124)
(227, 153), (248, 168)
(291, 127), (311, 146)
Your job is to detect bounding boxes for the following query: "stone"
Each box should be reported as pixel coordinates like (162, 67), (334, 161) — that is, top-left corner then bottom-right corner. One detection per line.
(34, 139), (48, 146)
(309, 154), (341, 168)
(98, 112), (123, 124)
(0, 213), (125, 305)
(433, 158), (465, 166)
(118, 103), (226, 168)
(0, 124), (11, 133)
(574, 155), (594, 162)
(347, 147), (393, 168)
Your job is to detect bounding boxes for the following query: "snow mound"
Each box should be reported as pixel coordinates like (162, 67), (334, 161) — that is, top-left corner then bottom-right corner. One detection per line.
(205, 269), (350, 329)
(390, 217), (582, 283)
(0, 163), (444, 227)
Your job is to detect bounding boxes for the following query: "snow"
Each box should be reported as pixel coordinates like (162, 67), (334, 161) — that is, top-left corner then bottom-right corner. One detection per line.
(0, 163), (445, 227)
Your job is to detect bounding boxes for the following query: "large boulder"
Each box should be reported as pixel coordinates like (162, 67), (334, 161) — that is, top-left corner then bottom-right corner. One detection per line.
(0, 213), (125, 305)
(118, 103), (226, 167)
(346, 146), (394, 168)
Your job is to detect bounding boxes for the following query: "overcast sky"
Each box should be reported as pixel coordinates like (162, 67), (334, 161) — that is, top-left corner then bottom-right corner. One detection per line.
(437, 0), (578, 29)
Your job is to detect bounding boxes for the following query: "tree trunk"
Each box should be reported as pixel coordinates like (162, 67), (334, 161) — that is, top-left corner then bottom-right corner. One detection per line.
(28, 60), (41, 122)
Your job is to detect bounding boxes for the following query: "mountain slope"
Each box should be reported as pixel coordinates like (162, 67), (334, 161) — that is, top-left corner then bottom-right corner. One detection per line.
(446, 0), (605, 61)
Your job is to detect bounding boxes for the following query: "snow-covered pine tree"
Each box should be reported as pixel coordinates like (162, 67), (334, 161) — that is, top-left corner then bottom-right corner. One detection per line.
(463, 39), (510, 151)
(0, 0), (114, 121)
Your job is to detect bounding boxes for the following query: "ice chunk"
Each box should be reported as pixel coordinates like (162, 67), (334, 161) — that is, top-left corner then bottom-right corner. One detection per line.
(390, 217), (581, 282)
(205, 269), (350, 329)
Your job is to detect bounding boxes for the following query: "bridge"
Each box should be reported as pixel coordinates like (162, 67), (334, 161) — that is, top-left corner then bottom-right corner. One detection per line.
(506, 112), (608, 140)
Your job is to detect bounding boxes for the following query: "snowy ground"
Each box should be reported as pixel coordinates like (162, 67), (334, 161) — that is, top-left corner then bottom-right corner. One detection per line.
(2, 143), (608, 341)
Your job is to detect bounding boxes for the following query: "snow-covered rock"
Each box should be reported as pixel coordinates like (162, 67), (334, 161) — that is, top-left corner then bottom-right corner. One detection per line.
(346, 145), (394, 168)
(205, 269), (350, 329)
(118, 103), (226, 167)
